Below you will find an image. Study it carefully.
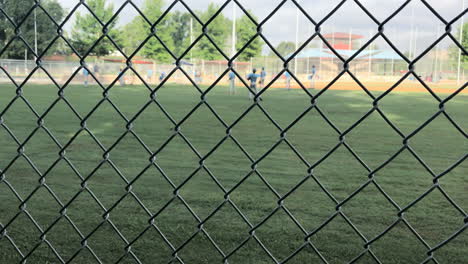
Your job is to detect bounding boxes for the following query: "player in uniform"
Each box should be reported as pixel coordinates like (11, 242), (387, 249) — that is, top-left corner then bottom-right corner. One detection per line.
(147, 68), (153, 83)
(247, 68), (260, 100)
(309, 65), (316, 89)
(259, 67), (266, 89)
(159, 71), (167, 82)
(229, 70), (236, 95)
(284, 71), (291, 90)
(82, 67), (89, 86)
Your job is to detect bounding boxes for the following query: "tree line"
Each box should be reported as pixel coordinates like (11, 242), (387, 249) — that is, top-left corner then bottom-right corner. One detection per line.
(0, 0), (467, 67)
(0, 0), (262, 62)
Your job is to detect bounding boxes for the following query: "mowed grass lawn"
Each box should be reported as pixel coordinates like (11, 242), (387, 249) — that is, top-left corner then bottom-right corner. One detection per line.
(0, 81), (466, 263)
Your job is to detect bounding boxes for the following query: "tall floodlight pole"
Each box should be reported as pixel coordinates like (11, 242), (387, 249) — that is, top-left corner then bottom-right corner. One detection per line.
(348, 28), (353, 50)
(190, 18), (194, 76)
(409, 2), (415, 60)
(306, 23), (312, 74)
(232, 4), (236, 57)
(457, 0), (466, 85)
(319, 31), (323, 76)
(434, 24), (441, 81)
(368, 30), (372, 76)
(413, 27), (418, 61)
(34, 8), (38, 59)
(439, 34), (444, 80)
(190, 18), (193, 60)
(348, 28), (353, 76)
(391, 28), (395, 76)
(294, 7), (299, 75)
(331, 26), (335, 68)
(438, 25), (444, 79)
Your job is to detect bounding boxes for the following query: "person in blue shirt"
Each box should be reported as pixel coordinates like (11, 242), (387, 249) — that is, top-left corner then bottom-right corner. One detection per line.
(228, 70), (236, 95)
(159, 71), (166, 82)
(118, 68), (125, 86)
(147, 68), (153, 83)
(308, 65), (317, 89)
(247, 68), (260, 100)
(259, 67), (267, 88)
(284, 71), (291, 90)
(82, 67), (89, 86)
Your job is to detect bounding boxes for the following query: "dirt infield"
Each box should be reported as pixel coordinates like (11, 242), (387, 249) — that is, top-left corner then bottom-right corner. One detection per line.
(270, 79), (467, 95)
(3, 73), (465, 95)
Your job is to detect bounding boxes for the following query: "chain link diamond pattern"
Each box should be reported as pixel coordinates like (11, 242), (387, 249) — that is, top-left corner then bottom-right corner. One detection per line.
(0, 0), (467, 263)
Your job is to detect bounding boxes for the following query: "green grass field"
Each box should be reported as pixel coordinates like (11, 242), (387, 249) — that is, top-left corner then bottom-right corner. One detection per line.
(0, 81), (466, 263)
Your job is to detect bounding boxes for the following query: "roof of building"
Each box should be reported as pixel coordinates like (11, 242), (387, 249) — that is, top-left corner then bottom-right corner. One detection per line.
(322, 33), (364, 39)
(290, 48), (337, 59)
(290, 48), (404, 60)
(365, 50), (404, 60)
(329, 49), (374, 58)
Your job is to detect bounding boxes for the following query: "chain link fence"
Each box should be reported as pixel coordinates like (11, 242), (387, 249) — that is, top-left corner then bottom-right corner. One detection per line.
(0, 59), (254, 86)
(0, 0), (467, 263)
(1, 53), (464, 88)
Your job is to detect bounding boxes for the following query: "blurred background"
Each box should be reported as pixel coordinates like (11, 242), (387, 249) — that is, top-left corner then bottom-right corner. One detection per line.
(0, 0), (466, 90)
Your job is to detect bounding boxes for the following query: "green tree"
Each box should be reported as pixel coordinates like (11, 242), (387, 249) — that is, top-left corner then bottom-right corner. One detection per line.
(123, 0), (174, 62)
(235, 14), (262, 61)
(193, 3), (229, 60)
(122, 19), (142, 55)
(270, 41), (295, 57)
(70, 0), (120, 57)
(449, 22), (468, 69)
(0, 0), (64, 59)
(169, 11), (192, 57)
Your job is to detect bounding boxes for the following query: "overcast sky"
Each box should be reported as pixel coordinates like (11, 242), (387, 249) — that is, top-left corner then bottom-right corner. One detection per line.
(57, 0), (466, 56)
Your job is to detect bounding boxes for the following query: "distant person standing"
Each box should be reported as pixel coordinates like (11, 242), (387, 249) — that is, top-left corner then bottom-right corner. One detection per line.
(159, 71), (167, 82)
(83, 67), (89, 86)
(309, 65), (317, 89)
(228, 70), (236, 95)
(284, 71), (291, 90)
(195, 70), (202, 84)
(146, 68), (153, 83)
(118, 68), (125, 86)
(259, 67), (267, 89)
(247, 68), (260, 100)
(93, 63), (100, 82)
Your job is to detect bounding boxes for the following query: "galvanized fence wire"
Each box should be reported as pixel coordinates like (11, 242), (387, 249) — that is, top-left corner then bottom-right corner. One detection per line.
(0, 0), (467, 263)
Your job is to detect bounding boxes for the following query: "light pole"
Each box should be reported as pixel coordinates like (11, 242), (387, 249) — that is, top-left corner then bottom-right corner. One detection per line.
(413, 27), (418, 61)
(34, 8), (38, 59)
(409, 2), (415, 60)
(457, 0), (466, 85)
(294, 7), (299, 76)
(434, 24), (441, 82)
(231, 3), (236, 57)
(190, 17), (194, 77)
(368, 30), (372, 76)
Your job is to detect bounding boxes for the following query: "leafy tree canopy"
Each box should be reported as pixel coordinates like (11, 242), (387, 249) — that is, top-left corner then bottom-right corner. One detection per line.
(123, 0), (174, 62)
(235, 13), (262, 61)
(0, 0), (64, 59)
(70, 0), (121, 57)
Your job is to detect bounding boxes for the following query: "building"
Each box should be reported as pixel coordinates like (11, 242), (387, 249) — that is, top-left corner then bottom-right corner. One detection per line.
(322, 32), (364, 50)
